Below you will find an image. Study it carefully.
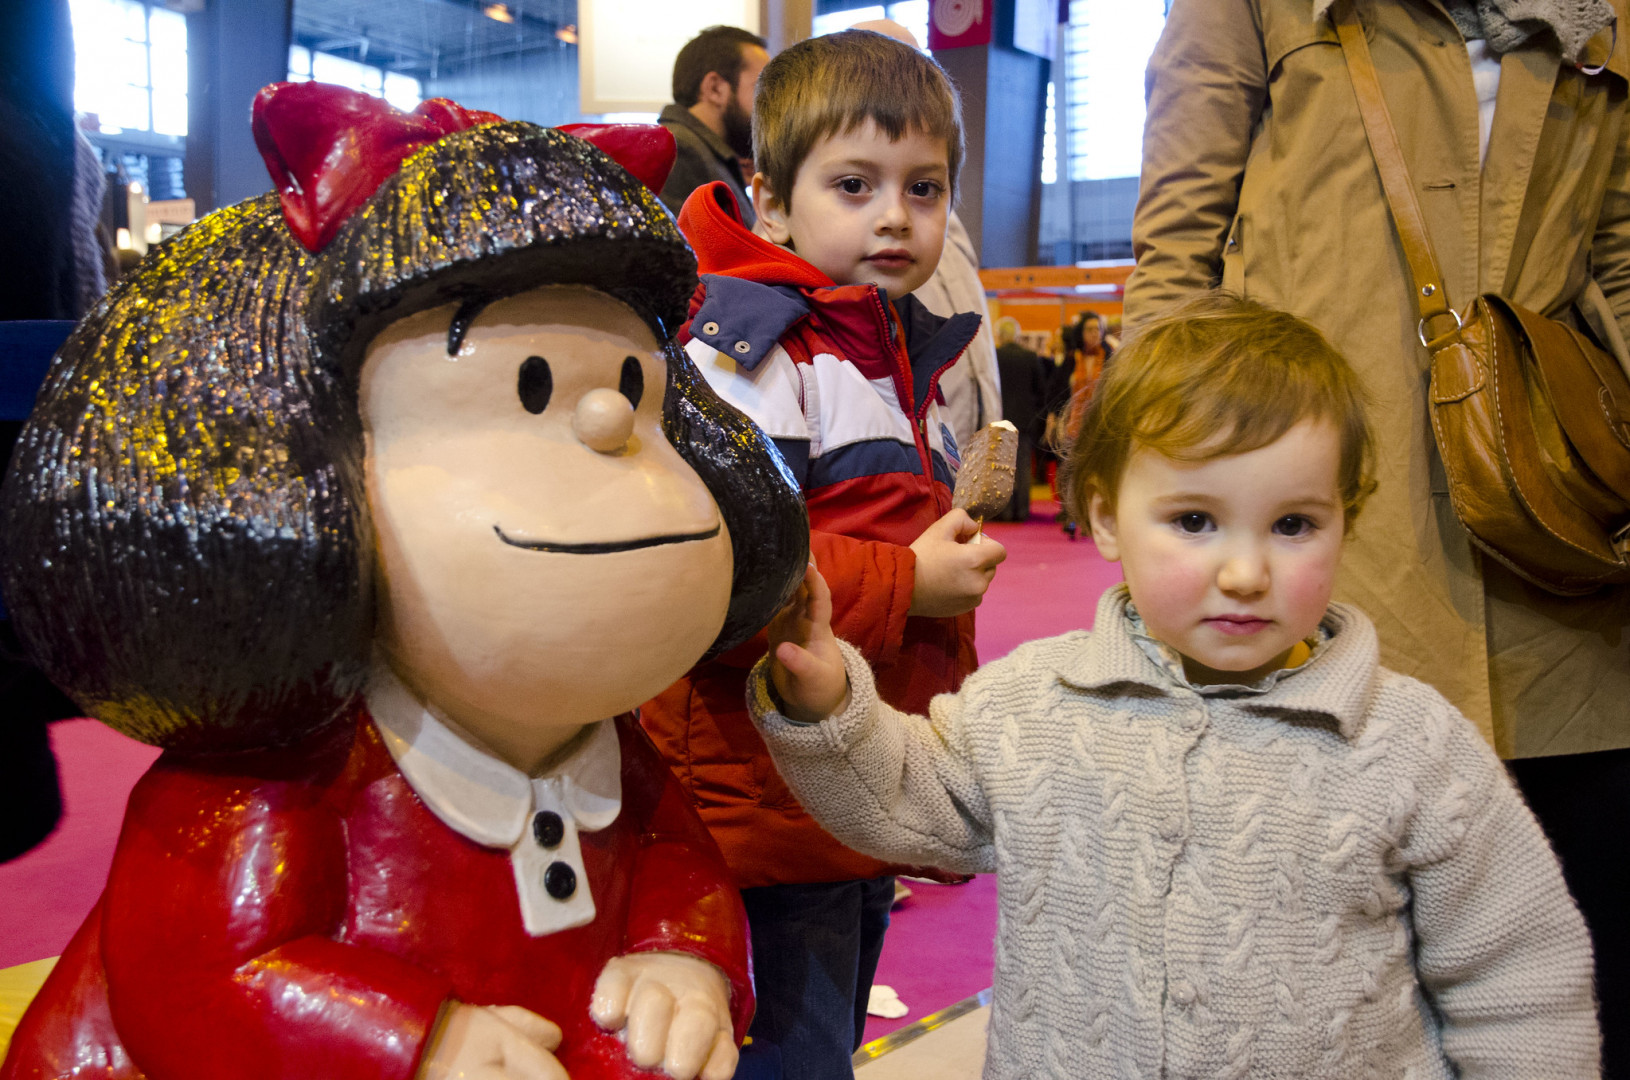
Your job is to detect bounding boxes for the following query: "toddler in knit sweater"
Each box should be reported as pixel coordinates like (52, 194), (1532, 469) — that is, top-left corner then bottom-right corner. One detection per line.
(749, 294), (1600, 1078)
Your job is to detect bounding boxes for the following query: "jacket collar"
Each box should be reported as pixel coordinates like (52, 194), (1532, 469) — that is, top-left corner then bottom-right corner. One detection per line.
(678, 181), (832, 288)
(658, 103), (738, 166)
(1055, 586), (1381, 740)
(366, 661), (622, 848)
(679, 181), (983, 409)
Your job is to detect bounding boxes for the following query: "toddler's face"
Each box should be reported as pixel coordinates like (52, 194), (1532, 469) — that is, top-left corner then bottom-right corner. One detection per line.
(755, 119), (949, 297)
(1087, 420), (1346, 685)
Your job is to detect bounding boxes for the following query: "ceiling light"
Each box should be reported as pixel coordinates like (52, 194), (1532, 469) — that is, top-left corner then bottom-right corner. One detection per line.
(483, 3), (514, 22)
(555, 23), (578, 43)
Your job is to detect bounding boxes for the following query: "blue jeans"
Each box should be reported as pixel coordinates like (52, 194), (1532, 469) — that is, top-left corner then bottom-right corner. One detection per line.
(737, 876), (894, 1080)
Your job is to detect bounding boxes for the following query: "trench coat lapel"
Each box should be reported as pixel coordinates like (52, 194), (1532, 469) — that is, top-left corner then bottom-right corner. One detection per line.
(1481, 47), (1562, 294)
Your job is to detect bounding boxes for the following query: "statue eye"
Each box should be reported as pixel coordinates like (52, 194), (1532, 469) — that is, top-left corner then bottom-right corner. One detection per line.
(619, 355), (644, 409)
(518, 355), (552, 414)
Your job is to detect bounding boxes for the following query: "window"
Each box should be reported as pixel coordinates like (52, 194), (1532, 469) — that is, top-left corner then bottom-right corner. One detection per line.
(1041, 80), (1058, 184)
(1063, 0), (1166, 181)
(289, 46), (423, 112)
(69, 0), (188, 137)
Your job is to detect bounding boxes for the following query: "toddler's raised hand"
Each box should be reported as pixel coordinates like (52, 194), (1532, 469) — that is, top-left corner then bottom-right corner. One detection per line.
(591, 952), (737, 1080)
(908, 508), (1007, 617)
(421, 1001), (566, 1080)
(766, 562), (850, 724)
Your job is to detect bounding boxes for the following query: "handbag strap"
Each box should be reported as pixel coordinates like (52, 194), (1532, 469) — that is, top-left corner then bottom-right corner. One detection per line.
(1333, 0), (1461, 344)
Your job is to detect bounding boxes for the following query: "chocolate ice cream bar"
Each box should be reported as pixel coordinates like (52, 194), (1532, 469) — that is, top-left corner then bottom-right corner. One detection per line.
(952, 420), (1019, 523)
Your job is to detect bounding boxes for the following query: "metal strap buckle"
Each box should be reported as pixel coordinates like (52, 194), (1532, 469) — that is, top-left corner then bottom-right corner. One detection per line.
(1578, 18), (1618, 76)
(1417, 307), (1464, 349)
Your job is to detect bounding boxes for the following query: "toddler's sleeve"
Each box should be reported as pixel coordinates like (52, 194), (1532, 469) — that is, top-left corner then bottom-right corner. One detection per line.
(1401, 703), (1600, 1077)
(746, 639), (995, 874)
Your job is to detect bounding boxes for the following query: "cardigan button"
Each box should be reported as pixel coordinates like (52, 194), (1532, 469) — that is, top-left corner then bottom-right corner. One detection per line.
(1170, 979), (1196, 1006)
(544, 861), (577, 900)
(733, 340), (752, 355)
(533, 810), (565, 848)
(702, 321), (721, 335)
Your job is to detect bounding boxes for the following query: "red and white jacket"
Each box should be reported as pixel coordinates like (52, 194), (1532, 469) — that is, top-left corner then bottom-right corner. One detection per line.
(640, 182), (982, 888)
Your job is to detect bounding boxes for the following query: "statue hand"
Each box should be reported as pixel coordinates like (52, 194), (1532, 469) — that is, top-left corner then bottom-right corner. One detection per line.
(591, 952), (737, 1080)
(420, 1002), (566, 1080)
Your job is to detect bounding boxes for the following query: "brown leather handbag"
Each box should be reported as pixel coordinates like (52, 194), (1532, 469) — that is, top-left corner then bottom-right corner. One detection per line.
(1337, 3), (1630, 594)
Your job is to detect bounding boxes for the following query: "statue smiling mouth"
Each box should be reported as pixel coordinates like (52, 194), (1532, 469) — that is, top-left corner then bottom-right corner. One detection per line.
(493, 523), (722, 555)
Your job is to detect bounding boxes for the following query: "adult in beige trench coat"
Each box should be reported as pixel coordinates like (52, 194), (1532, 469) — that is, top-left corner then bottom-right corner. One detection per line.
(1127, 0), (1630, 1072)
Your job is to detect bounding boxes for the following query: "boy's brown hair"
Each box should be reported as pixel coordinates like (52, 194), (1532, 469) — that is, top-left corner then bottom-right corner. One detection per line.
(1061, 293), (1376, 532)
(753, 29), (963, 210)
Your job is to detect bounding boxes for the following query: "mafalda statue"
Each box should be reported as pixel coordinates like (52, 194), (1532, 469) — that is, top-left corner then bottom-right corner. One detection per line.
(0, 82), (806, 1080)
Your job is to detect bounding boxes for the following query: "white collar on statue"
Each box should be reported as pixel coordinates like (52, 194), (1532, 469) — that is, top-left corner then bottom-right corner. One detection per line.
(365, 661), (622, 936)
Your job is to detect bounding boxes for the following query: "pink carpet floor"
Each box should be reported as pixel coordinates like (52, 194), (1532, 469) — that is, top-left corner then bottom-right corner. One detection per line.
(0, 720), (159, 969)
(0, 498), (1127, 1043)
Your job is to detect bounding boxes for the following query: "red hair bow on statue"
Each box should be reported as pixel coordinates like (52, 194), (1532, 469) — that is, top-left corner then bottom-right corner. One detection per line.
(252, 82), (678, 252)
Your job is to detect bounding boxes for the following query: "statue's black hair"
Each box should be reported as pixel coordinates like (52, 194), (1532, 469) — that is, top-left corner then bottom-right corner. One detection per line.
(0, 122), (806, 754)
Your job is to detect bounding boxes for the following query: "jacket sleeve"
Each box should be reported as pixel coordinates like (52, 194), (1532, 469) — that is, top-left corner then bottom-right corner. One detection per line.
(1402, 706), (1601, 1077)
(1589, 65), (1630, 346)
(694, 527), (914, 674)
(97, 756), (453, 1080)
(1124, 0), (1268, 327)
(813, 528), (917, 668)
(745, 640), (995, 874)
(621, 740), (755, 1043)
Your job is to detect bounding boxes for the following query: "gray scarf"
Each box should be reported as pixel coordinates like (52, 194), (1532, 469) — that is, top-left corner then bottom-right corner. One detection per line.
(1442, 0), (1614, 57)
(1314, 0), (1614, 60)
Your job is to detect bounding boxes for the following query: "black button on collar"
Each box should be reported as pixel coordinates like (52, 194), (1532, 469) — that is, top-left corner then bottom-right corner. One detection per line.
(533, 810), (564, 848)
(544, 861), (577, 900)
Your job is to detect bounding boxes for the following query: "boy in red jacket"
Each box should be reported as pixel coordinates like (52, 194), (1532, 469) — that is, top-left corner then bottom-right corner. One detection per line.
(640, 29), (1006, 1079)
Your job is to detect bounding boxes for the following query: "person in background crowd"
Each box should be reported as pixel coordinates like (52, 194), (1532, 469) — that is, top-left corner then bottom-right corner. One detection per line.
(1129, 1), (1630, 1073)
(993, 316), (1047, 521)
(658, 25), (769, 228)
(855, 18), (1002, 453)
(1066, 310), (1111, 439)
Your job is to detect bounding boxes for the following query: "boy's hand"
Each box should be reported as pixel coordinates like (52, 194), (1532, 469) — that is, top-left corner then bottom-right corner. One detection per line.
(591, 952), (738, 1080)
(766, 562), (850, 723)
(908, 509), (1007, 617)
(420, 1001), (566, 1080)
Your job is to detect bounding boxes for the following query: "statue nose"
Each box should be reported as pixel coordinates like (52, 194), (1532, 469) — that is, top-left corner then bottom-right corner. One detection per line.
(573, 387), (635, 453)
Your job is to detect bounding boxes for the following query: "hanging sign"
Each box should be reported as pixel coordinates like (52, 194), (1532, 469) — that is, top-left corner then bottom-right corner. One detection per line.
(928, 0), (994, 50)
(1013, 0), (1058, 57)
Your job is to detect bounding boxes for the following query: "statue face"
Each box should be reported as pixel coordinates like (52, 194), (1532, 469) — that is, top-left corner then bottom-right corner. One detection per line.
(361, 285), (733, 767)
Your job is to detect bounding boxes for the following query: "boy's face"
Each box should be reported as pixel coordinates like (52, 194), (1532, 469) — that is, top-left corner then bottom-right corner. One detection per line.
(754, 119), (950, 297)
(1087, 420), (1346, 686)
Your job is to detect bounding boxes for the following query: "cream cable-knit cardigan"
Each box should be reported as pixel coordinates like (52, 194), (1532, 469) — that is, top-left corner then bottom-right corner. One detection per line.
(748, 587), (1599, 1079)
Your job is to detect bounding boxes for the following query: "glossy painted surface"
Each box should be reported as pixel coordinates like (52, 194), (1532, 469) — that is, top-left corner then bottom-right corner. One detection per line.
(0, 84), (807, 1077)
(1, 714), (752, 1080)
(252, 82), (504, 252)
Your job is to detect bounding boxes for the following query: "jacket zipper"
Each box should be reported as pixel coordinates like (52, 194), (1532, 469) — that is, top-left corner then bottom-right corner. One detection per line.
(868, 290), (958, 514)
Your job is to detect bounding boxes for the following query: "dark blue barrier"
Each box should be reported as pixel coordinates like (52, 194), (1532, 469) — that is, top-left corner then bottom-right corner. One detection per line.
(1, 320), (75, 618)
(0, 320), (72, 421)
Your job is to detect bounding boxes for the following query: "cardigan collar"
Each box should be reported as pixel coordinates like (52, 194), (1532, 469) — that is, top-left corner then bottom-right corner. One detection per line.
(1055, 585), (1381, 740)
(365, 662), (622, 848)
